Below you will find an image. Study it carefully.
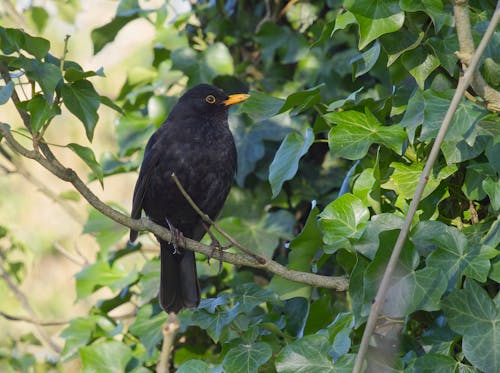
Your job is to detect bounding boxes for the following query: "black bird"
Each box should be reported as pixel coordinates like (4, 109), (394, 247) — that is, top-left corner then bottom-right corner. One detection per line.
(130, 84), (249, 313)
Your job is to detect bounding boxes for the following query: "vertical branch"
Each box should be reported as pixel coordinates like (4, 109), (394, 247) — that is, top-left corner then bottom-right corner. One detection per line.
(352, 4), (500, 372)
(156, 314), (180, 373)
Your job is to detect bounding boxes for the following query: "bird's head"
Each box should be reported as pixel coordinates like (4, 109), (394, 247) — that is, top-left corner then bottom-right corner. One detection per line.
(173, 84), (250, 120)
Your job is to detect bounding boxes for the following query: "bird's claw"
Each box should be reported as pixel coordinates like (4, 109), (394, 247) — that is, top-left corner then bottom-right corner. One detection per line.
(202, 222), (228, 272)
(165, 218), (185, 255)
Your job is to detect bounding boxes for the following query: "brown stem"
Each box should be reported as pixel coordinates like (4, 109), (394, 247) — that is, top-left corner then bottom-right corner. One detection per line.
(156, 313), (180, 373)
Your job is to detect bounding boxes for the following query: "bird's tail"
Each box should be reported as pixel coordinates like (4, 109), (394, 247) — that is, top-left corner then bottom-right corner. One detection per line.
(159, 240), (200, 313)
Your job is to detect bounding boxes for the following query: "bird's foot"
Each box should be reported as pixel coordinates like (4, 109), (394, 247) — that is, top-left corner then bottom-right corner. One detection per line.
(165, 218), (186, 255)
(203, 222), (229, 272)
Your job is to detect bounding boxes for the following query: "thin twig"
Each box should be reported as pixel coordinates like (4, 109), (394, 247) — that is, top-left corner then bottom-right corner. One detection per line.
(0, 310), (69, 326)
(0, 124), (349, 291)
(278, 0), (299, 19)
(171, 173), (267, 264)
(0, 259), (62, 352)
(156, 313), (179, 373)
(53, 242), (86, 266)
(352, 4), (500, 372)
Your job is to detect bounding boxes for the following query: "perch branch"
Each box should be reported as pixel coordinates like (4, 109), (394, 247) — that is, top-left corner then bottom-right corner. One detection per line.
(454, 0), (500, 111)
(353, 4), (500, 372)
(0, 124), (349, 291)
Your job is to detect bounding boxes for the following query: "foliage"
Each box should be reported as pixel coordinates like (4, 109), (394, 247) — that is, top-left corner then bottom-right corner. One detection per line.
(0, 0), (499, 372)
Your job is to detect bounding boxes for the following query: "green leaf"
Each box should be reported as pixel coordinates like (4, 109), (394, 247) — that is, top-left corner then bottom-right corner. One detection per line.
(320, 193), (369, 251)
(382, 162), (457, 200)
(239, 91), (285, 122)
(222, 342), (272, 373)
(62, 80), (100, 141)
(483, 177), (500, 211)
(75, 260), (137, 298)
(82, 206), (128, 252)
(18, 94), (59, 133)
(401, 48), (440, 89)
(351, 41), (381, 78)
(190, 307), (239, 342)
(276, 334), (335, 373)
(441, 280), (500, 373)
(67, 143), (104, 186)
(269, 205), (321, 299)
(204, 42), (234, 77)
(399, 0), (448, 32)
(64, 66), (105, 82)
(128, 305), (167, 356)
(177, 360), (210, 373)
(13, 56), (62, 103)
(80, 340), (132, 373)
(412, 354), (459, 373)
(325, 109), (406, 160)
(269, 128), (314, 198)
(278, 84), (324, 115)
(60, 316), (98, 361)
(344, 0), (404, 49)
(232, 283), (278, 313)
(0, 81), (14, 105)
(380, 30), (424, 66)
(27, 7), (49, 33)
(91, 15), (138, 54)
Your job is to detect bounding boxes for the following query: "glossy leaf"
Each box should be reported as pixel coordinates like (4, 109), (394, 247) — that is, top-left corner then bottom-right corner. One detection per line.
(80, 340), (131, 373)
(223, 342), (272, 373)
(67, 143), (104, 186)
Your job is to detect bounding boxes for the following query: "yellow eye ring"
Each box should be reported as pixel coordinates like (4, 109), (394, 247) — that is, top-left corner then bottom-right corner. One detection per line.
(205, 95), (216, 104)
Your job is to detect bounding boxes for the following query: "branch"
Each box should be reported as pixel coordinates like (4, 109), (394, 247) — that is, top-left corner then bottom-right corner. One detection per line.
(156, 314), (179, 373)
(454, 0), (500, 112)
(352, 4), (500, 372)
(0, 124), (348, 291)
(0, 257), (62, 353)
(0, 310), (69, 326)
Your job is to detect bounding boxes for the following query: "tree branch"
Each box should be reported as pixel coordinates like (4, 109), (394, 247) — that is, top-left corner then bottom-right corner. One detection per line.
(352, 4), (500, 372)
(156, 314), (179, 373)
(454, 0), (500, 112)
(0, 123), (349, 291)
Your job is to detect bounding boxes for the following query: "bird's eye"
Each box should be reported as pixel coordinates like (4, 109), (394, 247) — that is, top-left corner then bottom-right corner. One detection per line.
(205, 95), (216, 104)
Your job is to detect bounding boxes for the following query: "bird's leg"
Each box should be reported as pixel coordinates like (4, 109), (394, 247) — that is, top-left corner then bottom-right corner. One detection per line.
(164, 218), (184, 255)
(202, 222), (229, 272)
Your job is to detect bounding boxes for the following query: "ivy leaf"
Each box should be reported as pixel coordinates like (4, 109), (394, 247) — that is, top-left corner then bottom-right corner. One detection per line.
(442, 280), (500, 373)
(75, 260), (137, 299)
(80, 340), (132, 373)
(67, 143), (104, 186)
(325, 108), (406, 160)
(238, 91), (285, 122)
(269, 205), (321, 299)
(190, 307), (239, 342)
(344, 0), (404, 49)
(232, 283), (278, 313)
(177, 360), (210, 373)
(223, 342), (272, 373)
(351, 41), (381, 78)
(128, 305), (167, 356)
(64, 66), (105, 82)
(13, 56), (62, 103)
(411, 354), (460, 372)
(276, 334), (336, 373)
(82, 206), (128, 252)
(382, 162), (457, 200)
(18, 94), (60, 133)
(204, 42), (234, 77)
(269, 128), (314, 198)
(91, 11), (138, 54)
(62, 80), (100, 141)
(278, 84), (324, 115)
(60, 316), (99, 361)
(401, 47), (440, 89)
(320, 193), (369, 251)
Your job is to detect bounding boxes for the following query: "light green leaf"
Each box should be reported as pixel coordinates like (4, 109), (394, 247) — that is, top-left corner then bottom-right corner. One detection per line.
(80, 340), (132, 373)
(269, 128), (314, 198)
(483, 177), (500, 211)
(320, 193), (369, 251)
(62, 80), (100, 141)
(204, 42), (234, 76)
(82, 206), (128, 252)
(382, 162), (457, 200)
(441, 280), (500, 373)
(67, 143), (103, 186)
(326, 109), (406, 159)
(344, 0), (404, 49)
(276, 334), (334, 373)
(176, 360), (210, 373)
(223, 342), (272, 373)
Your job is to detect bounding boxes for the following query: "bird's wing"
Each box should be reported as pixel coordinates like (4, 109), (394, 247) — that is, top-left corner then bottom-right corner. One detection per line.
(130, 130), (161, 242)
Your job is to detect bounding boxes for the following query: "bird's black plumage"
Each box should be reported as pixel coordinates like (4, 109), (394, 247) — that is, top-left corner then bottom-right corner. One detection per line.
(130, 84), (249, 313)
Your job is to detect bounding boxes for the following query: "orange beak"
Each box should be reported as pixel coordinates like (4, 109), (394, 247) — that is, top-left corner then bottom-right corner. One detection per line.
(223, 93), (250, 106)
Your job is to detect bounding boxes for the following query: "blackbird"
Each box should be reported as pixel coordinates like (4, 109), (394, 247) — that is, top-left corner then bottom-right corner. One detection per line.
(130, 84), (249, 313)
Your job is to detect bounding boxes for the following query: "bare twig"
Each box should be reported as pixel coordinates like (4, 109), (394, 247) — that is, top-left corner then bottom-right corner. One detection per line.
(0, 310), (69, 326)
(454, 0), (500, 112)
(0, 259), (62, 352)
(352, 4), (500, 372)
(156, 313), (180, 373)
(53, 242), (86, 266)
(171, 173), (267, 264)
(0, 124), (349, 291)
(278, 0), (299, 19)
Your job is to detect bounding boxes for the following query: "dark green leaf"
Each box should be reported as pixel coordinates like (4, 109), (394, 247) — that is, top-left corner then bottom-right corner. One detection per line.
(18, 94), (59, 133)
(239, 91), (285, 122)
(269, 128), (314, 198)
(351, 41), (381, 78)
(129, 305), (167, 356)
(278, 84), (324, 115)
(62, 80), (100, 141)
(28, 7), (49, 33)
(0, 81), (14, 104)
(177, 360), (210, 373)
(67, 143), (104, 186)
(442, 280), (500, 373)
(91, 15), (138, 55)
(223, 342), (272, 373)
(64, 66), (105, 82)
(401, 47), (440, 89)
